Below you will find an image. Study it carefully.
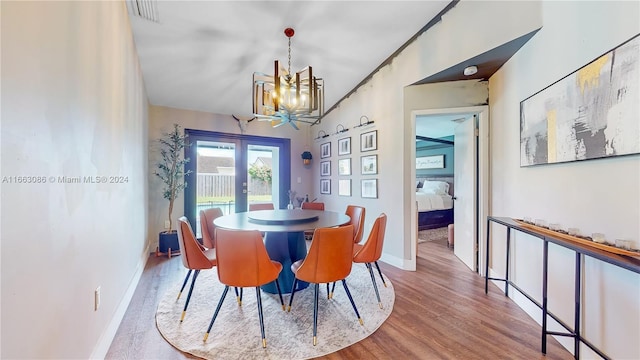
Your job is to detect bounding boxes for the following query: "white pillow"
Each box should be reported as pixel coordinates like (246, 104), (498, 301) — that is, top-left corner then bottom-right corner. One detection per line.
(421, 181), (449, 195)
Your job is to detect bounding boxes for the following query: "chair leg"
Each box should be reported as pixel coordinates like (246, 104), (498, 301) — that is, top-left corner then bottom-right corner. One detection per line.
(341, 279), (364, 326)
(287, 278), (299, 312)
(374, 261), (387, 287)
(326, 283), (330, 299)
(203, 285), (230, 342)
(177, 269), (192, 300)
(255, 287), (267, 348)
(180, 270), (200, 322)
(366, 263), (383, 308)
(274, 279), (285, 310)
(234, 287), (243, 306)
(330, 281), (336, 299)
(313, 283), (319, 346)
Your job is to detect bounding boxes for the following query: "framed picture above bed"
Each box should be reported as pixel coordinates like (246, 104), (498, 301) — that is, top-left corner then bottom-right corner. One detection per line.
(416, 154), (445, 169)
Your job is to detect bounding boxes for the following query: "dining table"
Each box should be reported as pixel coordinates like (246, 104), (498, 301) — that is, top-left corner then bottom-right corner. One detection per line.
(213, 209), (350, 294)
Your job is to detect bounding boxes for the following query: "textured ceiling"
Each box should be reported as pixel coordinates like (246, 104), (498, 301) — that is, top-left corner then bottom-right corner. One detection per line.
(126, 0), (451, 117)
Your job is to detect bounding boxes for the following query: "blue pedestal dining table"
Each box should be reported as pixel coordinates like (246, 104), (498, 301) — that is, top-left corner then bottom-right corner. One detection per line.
(213, 209), (351, 294)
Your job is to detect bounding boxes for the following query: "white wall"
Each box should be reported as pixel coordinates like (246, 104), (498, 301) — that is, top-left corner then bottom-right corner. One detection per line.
(316, 1), (542, 267)
(1, 1), (149, 359)
(489, 1), (640, 358)
(148, 105), (314, 249)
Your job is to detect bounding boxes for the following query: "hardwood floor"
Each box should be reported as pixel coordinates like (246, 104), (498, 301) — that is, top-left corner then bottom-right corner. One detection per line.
(106, 237), (572, 359)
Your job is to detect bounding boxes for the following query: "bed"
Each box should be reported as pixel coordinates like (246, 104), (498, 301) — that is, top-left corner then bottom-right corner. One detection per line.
(416, 178), (454, 230)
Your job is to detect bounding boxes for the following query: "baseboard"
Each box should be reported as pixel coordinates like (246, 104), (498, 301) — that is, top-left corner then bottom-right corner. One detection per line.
(380, 252), (415, 271)
(90, 243), (150, 359)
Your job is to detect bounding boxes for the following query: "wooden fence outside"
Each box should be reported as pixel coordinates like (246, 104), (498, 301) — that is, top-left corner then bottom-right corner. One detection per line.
(197, 173), (271, 198)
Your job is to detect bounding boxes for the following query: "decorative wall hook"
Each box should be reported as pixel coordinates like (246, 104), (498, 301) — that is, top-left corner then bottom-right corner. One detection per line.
(353, 115), (374, 129)
(314, 130), (329, 140)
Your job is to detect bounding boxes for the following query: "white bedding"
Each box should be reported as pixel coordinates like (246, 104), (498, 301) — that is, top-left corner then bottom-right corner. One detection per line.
(416, 192), (453, 212)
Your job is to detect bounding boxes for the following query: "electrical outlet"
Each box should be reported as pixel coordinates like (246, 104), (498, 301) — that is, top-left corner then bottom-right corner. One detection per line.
(95, 286), (101, 311)
(297, 177), (302, 184)
(164, 220), (171, 229)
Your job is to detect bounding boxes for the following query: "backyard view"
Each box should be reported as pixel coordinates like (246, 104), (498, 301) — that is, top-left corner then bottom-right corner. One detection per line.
(195, 141), (276, 236)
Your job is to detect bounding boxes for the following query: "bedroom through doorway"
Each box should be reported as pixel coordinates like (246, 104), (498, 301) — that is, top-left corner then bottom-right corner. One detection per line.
(413, 106), (489, 273)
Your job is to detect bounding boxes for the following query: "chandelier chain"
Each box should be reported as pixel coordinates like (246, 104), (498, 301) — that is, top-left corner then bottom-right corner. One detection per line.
(287, 37), (291, 75)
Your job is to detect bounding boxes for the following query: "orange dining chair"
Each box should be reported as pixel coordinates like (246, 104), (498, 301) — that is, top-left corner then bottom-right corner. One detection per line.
(353, 213), (388, 308)
(249, 203), (275, 211)
(199, 207), (223, 249)
(203, 228), (284, 348)
(287, 225), (363, 346)
(301, 202), (325, 240)
(301, 202), (325, 210)
(198, 207), (244, 303)
(345, 205), (366, 244)
(175, 216), (217, 322)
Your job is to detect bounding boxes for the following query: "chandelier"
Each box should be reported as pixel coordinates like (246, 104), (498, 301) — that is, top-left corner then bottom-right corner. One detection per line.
(252, 28), (324, 130)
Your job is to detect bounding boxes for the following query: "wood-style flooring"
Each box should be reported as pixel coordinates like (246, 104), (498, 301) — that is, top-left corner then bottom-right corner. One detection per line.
(106, 236), (572, 359)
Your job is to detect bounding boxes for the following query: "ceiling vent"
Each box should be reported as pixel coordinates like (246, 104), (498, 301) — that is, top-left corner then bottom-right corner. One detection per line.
(127, 0), (159, 23)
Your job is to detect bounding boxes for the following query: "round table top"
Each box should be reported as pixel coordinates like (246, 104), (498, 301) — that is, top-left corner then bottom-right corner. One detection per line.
(214, 209), (350, 233)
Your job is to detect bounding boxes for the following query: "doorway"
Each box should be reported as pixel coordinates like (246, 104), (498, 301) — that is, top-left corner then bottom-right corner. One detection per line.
(183, 130), (291, 237)
(413, 106), (489, 274)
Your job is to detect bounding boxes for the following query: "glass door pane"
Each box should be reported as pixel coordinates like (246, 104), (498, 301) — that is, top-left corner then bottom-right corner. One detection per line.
(194, 140), (236, 238)
(247, 144), (279, 209)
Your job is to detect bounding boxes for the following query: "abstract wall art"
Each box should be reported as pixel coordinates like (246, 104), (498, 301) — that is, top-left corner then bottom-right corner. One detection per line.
(520, 34), (639, 167)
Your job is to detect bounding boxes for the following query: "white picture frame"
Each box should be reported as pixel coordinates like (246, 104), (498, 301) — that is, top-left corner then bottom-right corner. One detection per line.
(338, 158), (351, 176)
(361, 179), (378, 198)
(320, 179), (331, 194)
(360, 130), (377, 152)
(361, 155), (377, 175)
(320, 161), (331, 176)
(338, 179), (351, 197)
(320, 142), (331, 158)
(338, 137), (351, 156)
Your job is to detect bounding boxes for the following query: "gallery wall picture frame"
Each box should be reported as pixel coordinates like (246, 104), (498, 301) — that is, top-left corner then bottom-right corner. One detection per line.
(320, 161), (331, 176)
(520, 33), (640, 167)
(338, 179), (351, 197)
(361, 155), (378, 175)
(338, 158), (351, 175)
(338, 137), (351, 156)
(416, 154), (445, 169)
(360, 130), (377, 152)
(361, 179), (378, 199)
(320, 179), (331, 194)
(320, 142), (331, 158)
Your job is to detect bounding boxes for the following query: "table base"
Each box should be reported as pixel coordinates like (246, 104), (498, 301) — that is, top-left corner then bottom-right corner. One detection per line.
(262, 231), (309, 294)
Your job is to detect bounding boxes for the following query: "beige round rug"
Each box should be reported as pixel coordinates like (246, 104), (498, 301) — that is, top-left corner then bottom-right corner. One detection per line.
(156, 263), (395, 359)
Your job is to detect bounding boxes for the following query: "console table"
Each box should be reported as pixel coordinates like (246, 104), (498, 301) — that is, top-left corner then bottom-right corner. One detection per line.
(485, 216), (640, 359)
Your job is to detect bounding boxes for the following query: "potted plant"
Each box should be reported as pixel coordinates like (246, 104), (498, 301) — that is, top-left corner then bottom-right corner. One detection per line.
(301, 151), (313, 165)
(154, 123), (192, 258)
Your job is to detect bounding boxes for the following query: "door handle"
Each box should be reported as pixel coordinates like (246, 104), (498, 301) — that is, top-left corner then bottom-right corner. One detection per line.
(452, 196), (457, 200)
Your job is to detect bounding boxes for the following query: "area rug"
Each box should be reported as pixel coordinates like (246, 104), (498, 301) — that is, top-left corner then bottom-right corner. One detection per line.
(418, 226), (449, 243)
(156, 263), (395, 359)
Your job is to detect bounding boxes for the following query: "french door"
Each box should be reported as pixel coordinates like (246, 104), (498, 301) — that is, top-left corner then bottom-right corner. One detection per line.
(183, 130), (291, 237)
